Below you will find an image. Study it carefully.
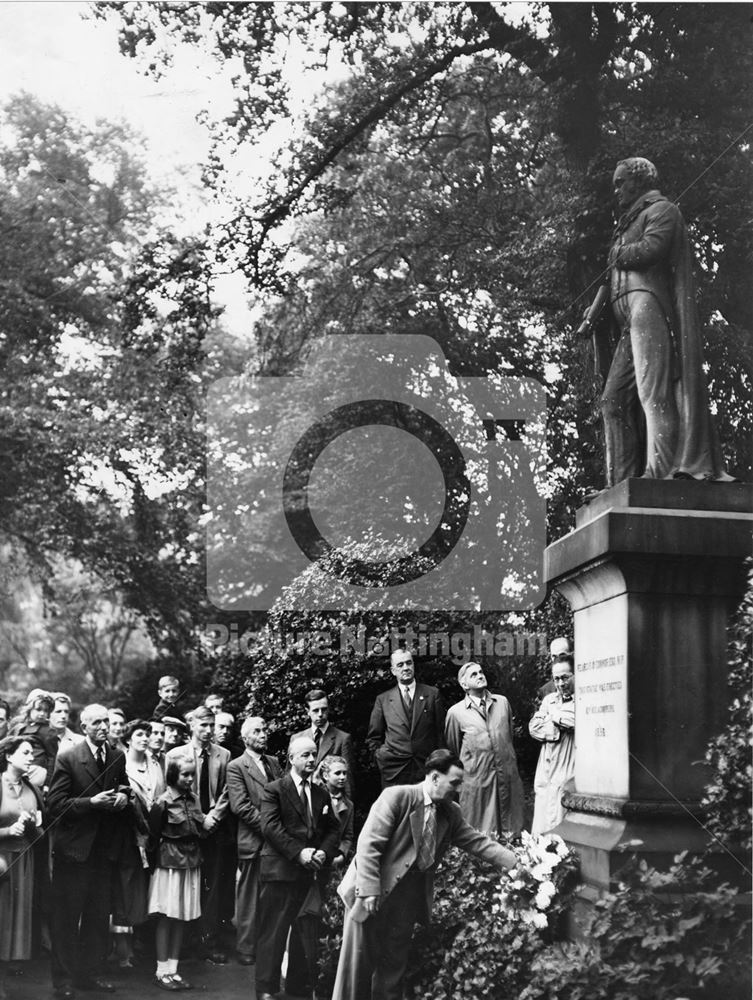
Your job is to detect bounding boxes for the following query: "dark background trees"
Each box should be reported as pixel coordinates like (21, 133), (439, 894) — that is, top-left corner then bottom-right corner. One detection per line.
(3, 7), (750, 809)
(87, 5), (753, 789)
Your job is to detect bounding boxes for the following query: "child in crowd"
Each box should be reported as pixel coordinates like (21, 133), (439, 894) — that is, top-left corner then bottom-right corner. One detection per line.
(152, 676), (181, 721)
(318, 754), (354, 869)
(148, 755), (205, 991)
(8, 691), (57, 787)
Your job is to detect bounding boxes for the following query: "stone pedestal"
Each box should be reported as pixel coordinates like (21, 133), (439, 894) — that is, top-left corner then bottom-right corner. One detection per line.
(544, 479), (752, 927)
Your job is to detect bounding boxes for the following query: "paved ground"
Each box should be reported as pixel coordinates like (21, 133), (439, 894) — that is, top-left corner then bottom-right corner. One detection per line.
(4, 955), (306, 1000)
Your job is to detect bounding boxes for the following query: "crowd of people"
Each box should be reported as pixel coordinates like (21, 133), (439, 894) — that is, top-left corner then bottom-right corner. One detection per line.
(0, 643), (575, 1000)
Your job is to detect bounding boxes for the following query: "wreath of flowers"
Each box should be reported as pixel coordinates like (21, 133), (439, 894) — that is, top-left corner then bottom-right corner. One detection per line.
(494, 831), (578, 929)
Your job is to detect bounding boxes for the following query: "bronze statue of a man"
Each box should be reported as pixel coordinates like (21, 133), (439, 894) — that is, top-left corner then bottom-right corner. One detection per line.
(580, 157), (732, 487)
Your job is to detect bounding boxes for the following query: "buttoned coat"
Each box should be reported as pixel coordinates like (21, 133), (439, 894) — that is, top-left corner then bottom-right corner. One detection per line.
(337, 783), (515, 924)
(367, 683), (445, 785)
(165, 740), (230, 824)
(260, 772), (341, 881)
(226, 750), (282, 859)
(47, 740), (128, 863)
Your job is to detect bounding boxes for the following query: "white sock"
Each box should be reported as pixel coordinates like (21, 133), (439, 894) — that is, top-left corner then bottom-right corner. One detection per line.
(167, 959), (179, 975)
(156, 961), (168, 977)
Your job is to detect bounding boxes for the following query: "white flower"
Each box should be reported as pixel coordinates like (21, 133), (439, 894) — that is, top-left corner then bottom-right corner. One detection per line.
(531, 911), (548, 929)
(534, 881), (556, 910)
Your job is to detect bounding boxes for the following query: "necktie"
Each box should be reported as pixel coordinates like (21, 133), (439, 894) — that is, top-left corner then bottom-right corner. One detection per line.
(477, 698), (487, 720)
(300, 778), (314, 838)
(403, 686), (413, 707)
(96, 747), (106, 773)
(313, 728), (321, 748)
(199, 748), (211, 813)
(261, 756), (274, 782)
(417, 803), (436, 871)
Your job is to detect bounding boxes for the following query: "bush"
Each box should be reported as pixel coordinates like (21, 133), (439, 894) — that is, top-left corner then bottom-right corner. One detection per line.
(317, 833), (578, 1000)
(520, 855), (752, 1000)
(701, 564), (753, 852)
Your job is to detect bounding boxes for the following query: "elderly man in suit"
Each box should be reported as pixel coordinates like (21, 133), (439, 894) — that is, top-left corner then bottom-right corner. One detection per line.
(165, 705), (231, 963)
(255, 735), (341, 1000)
(292, 688), (354, 796)
(367, 649), (446, 787)
(332, 749), (516, 1000)
(226, 715), (282, 966)
(48, 703), (129, 998)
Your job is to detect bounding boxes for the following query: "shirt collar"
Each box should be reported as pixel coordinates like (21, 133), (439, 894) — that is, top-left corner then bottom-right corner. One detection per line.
(290, 770), (309, 792)
(421, 782), (433, 808)
(312, 722), (329, 736)
(86, 737), (104, 758)
(399, 680), (416, 696)
(465, 691), (492, 707)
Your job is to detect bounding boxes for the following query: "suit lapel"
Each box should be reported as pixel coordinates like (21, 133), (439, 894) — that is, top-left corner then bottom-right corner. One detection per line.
(390, 689), (412, 730)
(410, 684), (426, 735)
(82, 743), (101, 786)
(243, 754), (265, 790)
(283, 773), (307, 823)
(319, 728), (335, 761)
(409, 789), (424, 854)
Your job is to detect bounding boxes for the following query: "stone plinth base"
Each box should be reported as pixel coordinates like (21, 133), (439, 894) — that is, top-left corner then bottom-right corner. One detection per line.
(545, 480), (752, 923)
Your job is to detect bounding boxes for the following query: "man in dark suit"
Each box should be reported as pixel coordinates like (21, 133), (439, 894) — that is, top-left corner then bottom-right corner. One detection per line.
(226, 715), (282, 966)
(333, 749), (516, 1000)
(165, 705), (231, 963)
(367, 649), (446, 787)
(291, 688), (354, 796)
(255, 736), (341, 1000)
(48, 703), (129, 998)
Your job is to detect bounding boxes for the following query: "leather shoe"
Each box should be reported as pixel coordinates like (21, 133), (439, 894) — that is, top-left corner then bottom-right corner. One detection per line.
(76, 979), (116, 993)
(153, 975), (180, 992)
(237, 954), (255, 966)
(54, 989), (75, 1000)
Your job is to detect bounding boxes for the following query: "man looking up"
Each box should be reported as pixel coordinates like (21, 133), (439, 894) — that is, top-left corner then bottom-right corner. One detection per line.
(445, 662), (524, 834)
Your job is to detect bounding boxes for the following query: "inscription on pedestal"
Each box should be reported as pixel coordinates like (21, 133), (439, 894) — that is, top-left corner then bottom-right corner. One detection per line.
(574, 596), (629, 797)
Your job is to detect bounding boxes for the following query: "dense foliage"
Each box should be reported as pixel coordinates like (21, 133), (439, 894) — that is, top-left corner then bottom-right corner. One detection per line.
(701, 563), (753, 853)
(521, 856), (752, 1000)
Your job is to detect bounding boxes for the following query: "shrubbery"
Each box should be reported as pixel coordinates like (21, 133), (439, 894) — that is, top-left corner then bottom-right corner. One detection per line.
(701, 564), (753, 852)
(521, 855), (752, 1000)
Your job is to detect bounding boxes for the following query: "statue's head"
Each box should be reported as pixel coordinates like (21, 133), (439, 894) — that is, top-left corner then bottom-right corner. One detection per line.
(613, 157), (658, 210)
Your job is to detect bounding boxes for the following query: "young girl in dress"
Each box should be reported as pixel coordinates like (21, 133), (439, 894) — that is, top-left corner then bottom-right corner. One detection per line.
(147, 754), (205, 991)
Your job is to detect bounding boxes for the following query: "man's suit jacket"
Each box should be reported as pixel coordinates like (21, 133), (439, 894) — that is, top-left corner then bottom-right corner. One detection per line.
(227, 750), (282, 859)
(338, 783), (516, 924)
(47, 740), (128, 863)
(367, 683), (446, 783)
(291, 724), (354, 796)
(260, 772), (341, 881)
(165, 740), (231, 824)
